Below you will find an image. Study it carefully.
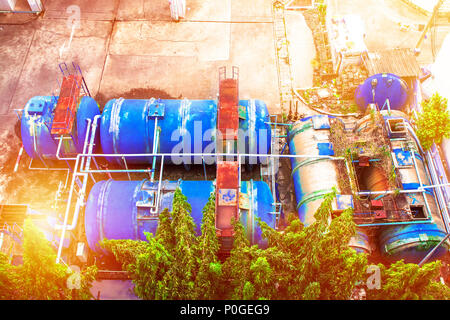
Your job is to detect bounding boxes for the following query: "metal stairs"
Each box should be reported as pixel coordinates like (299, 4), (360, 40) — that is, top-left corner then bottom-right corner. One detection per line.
(272, 1), (295, 113)
(216, 67), (241, 258)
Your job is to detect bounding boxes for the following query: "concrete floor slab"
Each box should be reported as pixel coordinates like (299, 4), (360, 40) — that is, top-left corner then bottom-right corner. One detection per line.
(43, 0), (119, 21)
(231, 0), (273, 21)
(109, 20), (231, 61)
(99, 54), (222, 101)
(7, 19), (112, 111)
(117, 0), (231, 21)
(228, 22), (280, 113)
(0, 24), (36, 115)
(285, 11), (315, 89)
(99, 20), (279, 112)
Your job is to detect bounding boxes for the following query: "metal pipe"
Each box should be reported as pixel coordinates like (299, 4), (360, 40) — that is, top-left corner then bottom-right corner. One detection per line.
(411, 150), (432, 219)
(75, 152), (346, 160)
(357, 219), (433, 227)
(14, 145), (24, 173)
(421, 182), (450, 189)
(56, 116), (101, 263)
(122, 156), (131, 181)
(357, 189), (433, 196)
(55, 136), (74, 160)
(418, 233), (450, 267)
(0, 10), (42, 13)
(426, 151), (450, 233)
(84, 115), (101, 170)
(79, 169), (155, 173)
(28, 157), (69, 171)
(151, 155), (165, 215)
(238, 154), (241, 189)
(202, 156), (207, 180)
(405, 122), (425, 154)
(55, 155), (81, 263)
(403, 122), (449, 231)
(56, 118), (91, 161)
(265, 122), (292, 126)
(151, 117), (159, 182)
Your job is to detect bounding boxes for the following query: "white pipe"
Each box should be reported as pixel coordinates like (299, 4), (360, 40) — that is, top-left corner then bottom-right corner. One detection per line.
(13, 145), (24, 173)
(411, 150), (432, 218)
(74, 152), (346, 160)
(84, 115), (101, 171)
(55, 114), (101, 258)
(56, 156), (83, 263)
(150, 155), (165, 215)
(56, 118), (91, 161)
(426, 151), (450, 233)
(58, 116), (101, 230)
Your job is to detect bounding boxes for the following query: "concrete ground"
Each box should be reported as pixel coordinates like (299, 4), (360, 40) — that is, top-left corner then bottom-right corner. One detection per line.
(286, 11), (316, 90)
(0, 0), (286, 138)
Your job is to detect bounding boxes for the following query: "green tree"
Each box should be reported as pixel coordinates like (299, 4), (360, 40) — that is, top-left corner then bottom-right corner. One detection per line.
(222, 218), (263, 299)
(0, 219), (97, 300)
(162, 188), (198, 299)
(366, 260), (450, 300)
(102, 188), (224, 300)
(101, 189), (450, 300)
(0, 253), (20, 299)
(416, 93), (450, 150)
(258, 192), (367, 300)
(194, 192), (222, 300)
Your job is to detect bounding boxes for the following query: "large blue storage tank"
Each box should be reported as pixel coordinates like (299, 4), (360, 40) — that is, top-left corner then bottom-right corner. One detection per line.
(100, 98), (271, 165)
(85, 179), (276, 254)
(380, 223), (449, 263)
(355, 73), (409, 111)
(21, 96), (101, 160)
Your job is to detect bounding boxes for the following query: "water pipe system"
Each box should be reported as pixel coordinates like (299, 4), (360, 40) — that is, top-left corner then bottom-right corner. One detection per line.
(6, 62), (449, 267)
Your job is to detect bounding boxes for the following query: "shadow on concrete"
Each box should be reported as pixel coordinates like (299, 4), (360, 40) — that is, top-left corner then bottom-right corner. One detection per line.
(94, 87), (178, 110)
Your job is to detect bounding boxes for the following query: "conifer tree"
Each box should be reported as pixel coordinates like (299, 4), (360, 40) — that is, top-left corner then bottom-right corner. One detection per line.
(194, 192), (222, 300)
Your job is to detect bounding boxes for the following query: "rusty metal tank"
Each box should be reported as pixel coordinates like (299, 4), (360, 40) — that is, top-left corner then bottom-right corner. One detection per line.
(288, 115), (371, 254)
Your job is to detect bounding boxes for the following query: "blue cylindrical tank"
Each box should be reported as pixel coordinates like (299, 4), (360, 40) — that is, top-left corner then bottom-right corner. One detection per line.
(85, 179), (276, 254)
(355, 73), (409, 111)
(100, 98), (271, 165)
(380, 223), (449, 263)
(21, 96), (101, 160)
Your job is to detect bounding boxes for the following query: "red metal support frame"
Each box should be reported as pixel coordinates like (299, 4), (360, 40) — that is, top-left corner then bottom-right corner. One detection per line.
(215, 66), (240, 243)
(51, 75), (82, 135)
(215, 161), (240, 237)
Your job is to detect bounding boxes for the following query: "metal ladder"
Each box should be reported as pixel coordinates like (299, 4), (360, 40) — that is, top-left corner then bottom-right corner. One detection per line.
(272, 1), (295, 114)
(216, 66), (241, 258)
(58, 62), (91, 97)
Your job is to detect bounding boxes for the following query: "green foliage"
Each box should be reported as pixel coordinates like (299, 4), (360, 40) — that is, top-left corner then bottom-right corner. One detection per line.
(416, 93), (450, 151)
(222, 192), (368, 300)
(0, 253), (20, 300)
(101, 189), (450, 301)
(317, 3), (327, 25)
(366, 260), (450, 300)
(102, 189), (223, 300)
(0, 219), (97, 300)
(194, 192), (222, 300)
